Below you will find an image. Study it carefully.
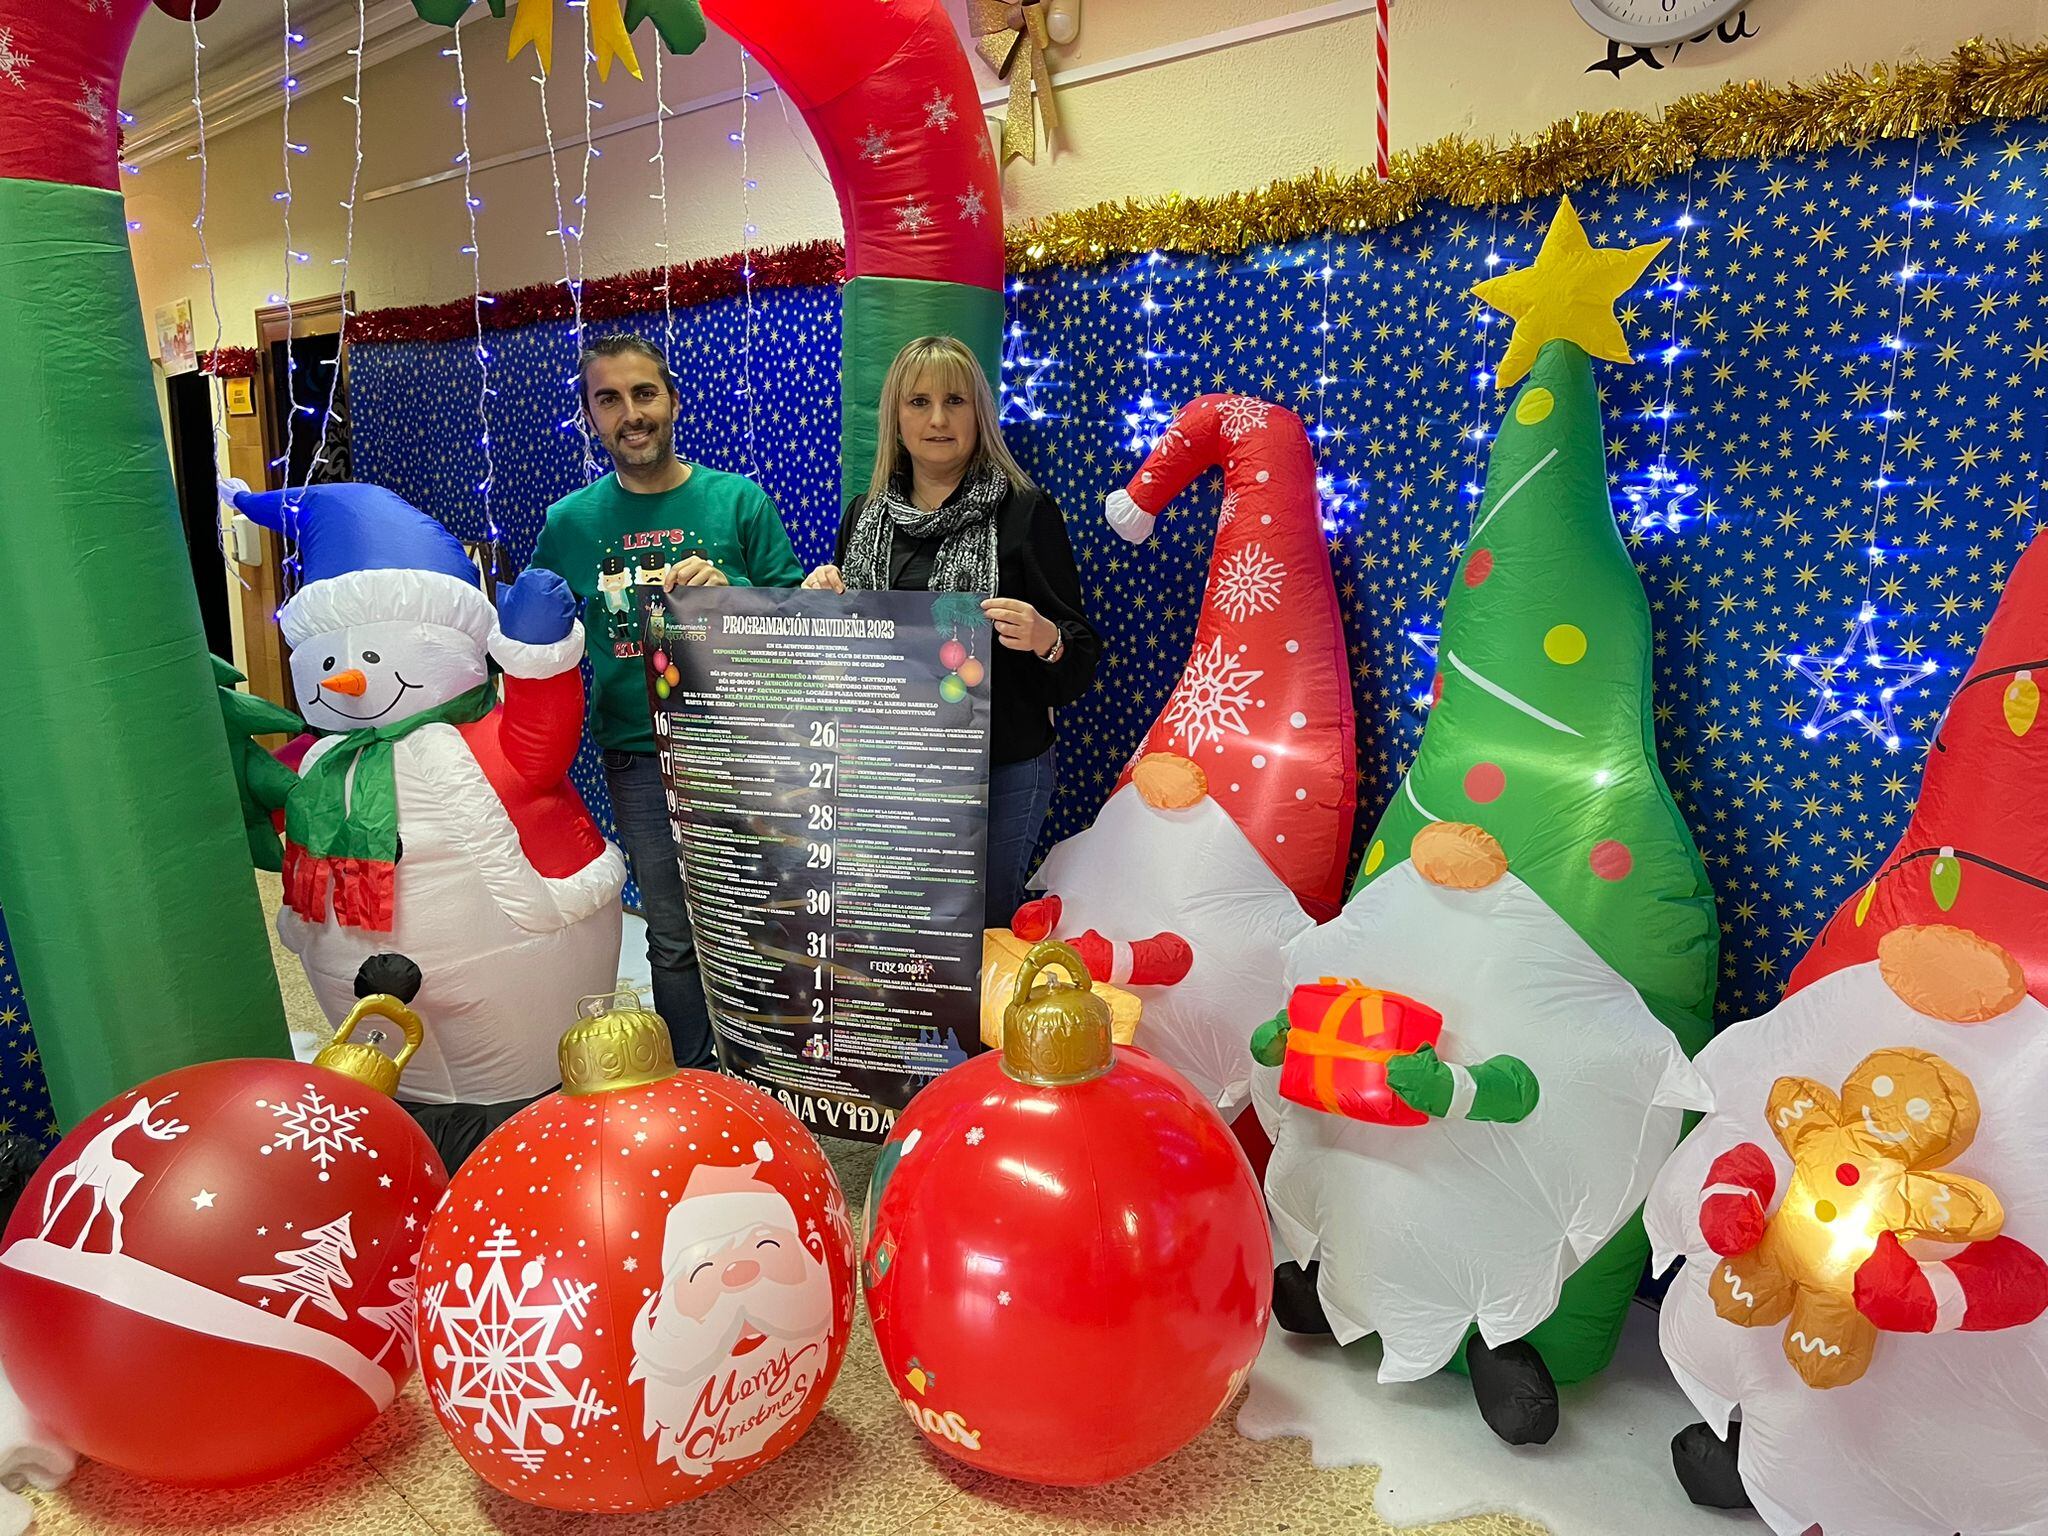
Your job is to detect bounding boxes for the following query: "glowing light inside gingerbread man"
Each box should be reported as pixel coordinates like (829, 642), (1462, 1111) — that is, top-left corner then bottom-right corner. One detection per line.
(1702, 1048), (2004, 1389)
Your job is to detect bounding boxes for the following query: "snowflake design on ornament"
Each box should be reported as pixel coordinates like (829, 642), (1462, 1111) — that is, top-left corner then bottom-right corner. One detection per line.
(424, 1228), (612, 1469)
(857, 124), (890, 164)
(897, 198), (935, 235)
(1164, 637), (1265, 754)
(257, 1084), (373, 1183)
(922, 88), (958, 132)
(956, 186), (986, 225)
(0, 30), (30, 90)
(77, 81), (108, 132)
(1215, 395), (1271, 443)
(1216, 543), (1287, 623)
(1216, 489), (1240, 529)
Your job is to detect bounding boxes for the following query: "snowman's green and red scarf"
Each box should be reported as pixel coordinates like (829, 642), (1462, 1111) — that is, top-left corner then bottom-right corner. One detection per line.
(282, 683), (497, 931)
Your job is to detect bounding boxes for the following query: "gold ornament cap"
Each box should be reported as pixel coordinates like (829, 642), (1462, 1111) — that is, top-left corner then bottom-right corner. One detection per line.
(312, 994), (424, 1099)
(1001, 940), (1115, 1087)
(559, 989), (678, 1096)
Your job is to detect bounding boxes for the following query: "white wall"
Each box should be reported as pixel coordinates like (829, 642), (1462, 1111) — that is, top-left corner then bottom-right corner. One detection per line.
(124, 0), (2048, 348)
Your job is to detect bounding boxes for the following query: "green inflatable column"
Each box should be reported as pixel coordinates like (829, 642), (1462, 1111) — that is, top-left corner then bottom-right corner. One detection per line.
(0, 0), (289, 1128)
(1357, 197), (1719, 1381)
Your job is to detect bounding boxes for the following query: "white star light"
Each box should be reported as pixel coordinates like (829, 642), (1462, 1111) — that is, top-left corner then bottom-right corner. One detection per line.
(922, 89), (958, 132)
(1785, 605), (1941, 752)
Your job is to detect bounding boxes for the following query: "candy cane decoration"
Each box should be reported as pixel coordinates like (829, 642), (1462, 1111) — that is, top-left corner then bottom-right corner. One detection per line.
(1375, 0), (1390, 181)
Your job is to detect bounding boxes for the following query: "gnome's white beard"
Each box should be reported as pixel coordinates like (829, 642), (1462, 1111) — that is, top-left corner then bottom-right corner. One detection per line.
(1256, 861), (1708, 1381)
(1029, 786), (1313, 1113)
(629, 1252), (834, 1473)
(1647, 962), (2048, 1536)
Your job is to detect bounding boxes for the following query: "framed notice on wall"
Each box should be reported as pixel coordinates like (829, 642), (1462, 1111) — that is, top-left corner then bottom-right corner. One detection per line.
(646, 585), (995, 1141)
(154, 299), (197, 377)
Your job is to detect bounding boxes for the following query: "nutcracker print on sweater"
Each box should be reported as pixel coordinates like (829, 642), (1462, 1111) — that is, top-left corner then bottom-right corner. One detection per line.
(1002, 392), (1358, 1115)
(1253, 200), (1717, 1440)
(1645, 528), (2048, 1536)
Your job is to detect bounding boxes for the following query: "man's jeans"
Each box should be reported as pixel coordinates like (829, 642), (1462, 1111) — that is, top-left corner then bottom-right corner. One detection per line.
(603, 749), (717, 1070)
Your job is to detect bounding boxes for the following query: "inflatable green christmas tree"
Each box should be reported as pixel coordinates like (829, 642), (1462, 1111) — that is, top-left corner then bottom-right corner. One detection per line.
(1360, 195), (1718, 1051)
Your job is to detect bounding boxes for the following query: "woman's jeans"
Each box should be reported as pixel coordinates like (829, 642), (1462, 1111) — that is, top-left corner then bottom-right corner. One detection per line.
(986, 748), (1056, 930)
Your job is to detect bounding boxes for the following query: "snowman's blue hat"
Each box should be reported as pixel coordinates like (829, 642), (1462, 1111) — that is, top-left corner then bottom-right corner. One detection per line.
(234, 483), (496, 649)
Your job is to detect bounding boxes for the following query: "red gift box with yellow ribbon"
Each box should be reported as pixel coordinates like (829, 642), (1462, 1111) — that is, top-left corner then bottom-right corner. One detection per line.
(1278, 979), (1444, 1126)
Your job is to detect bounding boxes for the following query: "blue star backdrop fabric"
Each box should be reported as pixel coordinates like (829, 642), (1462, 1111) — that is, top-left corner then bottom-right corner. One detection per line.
(339, 117), (2047, 1041)
(0, 911), (55, 1147)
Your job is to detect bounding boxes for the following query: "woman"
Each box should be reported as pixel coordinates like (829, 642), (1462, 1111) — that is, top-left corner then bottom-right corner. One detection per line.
(804, 335), (1100, 928)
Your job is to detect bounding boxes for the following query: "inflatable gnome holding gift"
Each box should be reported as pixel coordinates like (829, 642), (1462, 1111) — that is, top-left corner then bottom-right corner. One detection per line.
(1252, 197), (1716, 1444)
(225, 483), (625, 1142)
(1646, 532), (2048, 1534)
(984, 392), (1357, 1116)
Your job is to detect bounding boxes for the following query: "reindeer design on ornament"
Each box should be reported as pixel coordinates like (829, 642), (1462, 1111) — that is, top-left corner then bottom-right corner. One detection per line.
(37, 1094), (190, 1255)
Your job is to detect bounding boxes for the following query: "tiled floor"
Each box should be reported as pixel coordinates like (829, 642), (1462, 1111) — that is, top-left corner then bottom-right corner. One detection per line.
(21, 878), (1547, 1536)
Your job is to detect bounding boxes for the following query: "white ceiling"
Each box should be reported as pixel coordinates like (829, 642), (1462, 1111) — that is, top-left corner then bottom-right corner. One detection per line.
(122, 0), (366, 112)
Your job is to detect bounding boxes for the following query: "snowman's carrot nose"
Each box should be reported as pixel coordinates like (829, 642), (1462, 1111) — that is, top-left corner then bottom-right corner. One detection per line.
(320, 669), (369, 696)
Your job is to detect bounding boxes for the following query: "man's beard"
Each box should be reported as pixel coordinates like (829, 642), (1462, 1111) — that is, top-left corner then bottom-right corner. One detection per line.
(607, 422), (672, 468)
(628, 1255), (834, 1470)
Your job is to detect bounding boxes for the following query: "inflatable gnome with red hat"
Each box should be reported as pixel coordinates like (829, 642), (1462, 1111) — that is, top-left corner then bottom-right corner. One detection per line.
(995, 392), (1357, 1116)
(227, 483), (625, 1141)
(1252, 198), (1716, 1446)
(1647, 530), (2048, 1535)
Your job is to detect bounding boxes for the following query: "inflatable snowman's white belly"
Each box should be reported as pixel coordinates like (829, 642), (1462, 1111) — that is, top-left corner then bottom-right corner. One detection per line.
(277, 724), (625, 1106)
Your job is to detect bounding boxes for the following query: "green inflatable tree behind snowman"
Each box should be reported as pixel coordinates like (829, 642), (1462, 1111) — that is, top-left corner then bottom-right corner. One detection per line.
(1253, 196), (1718, 1445)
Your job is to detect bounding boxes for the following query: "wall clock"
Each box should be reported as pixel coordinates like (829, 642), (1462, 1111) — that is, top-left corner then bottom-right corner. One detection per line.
(1569, 0), (1751, 47)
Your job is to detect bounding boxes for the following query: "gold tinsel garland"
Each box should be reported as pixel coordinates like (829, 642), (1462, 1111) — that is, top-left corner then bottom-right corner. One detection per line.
(1003, 38), (2048, 271)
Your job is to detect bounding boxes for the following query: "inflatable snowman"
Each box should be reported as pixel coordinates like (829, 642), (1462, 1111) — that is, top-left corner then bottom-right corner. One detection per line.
(996, 392), (1358, 1116)
(231, 483), (625, 1113)
(1253, 201), (1718, 1444)
(1646, 531), (2048, 1535)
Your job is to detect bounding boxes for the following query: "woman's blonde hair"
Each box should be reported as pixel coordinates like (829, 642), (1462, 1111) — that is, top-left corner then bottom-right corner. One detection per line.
(868, 335), (1033, 501)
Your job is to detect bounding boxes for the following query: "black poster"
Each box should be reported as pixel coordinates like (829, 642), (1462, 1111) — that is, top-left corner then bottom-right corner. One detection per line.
(644, 586), (994, 1140)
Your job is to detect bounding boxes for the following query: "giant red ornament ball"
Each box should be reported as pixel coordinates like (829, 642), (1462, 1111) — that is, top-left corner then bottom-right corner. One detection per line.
(0, 998), (447, 1486)
(415, 993), (855, 1512)
(862, 942), (1272, 1485)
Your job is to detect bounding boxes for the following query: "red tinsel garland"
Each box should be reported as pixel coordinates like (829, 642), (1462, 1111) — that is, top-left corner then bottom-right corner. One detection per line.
(201, 347), (260, 378)
(349, 240), (846, 346)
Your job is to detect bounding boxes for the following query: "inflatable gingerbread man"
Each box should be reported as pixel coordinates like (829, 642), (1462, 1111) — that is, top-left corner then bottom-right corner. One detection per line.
(1648, 530), (2048, 1534)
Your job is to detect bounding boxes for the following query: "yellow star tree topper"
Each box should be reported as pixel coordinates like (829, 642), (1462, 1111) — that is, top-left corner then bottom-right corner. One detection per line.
(1471, 194), (1670, 391)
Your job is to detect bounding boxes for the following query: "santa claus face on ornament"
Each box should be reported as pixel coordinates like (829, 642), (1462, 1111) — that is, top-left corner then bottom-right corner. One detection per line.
(628, 1172), (835, 1475)
(291, 619), (488, 734)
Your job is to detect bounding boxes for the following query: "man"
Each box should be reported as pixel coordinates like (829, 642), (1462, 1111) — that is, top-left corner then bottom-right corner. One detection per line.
(531, 335), (804, 1070)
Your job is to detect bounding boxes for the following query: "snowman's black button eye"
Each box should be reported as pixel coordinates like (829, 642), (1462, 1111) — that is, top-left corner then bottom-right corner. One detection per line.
(323, 657), (335, 670)
(363, 650), (381, 664)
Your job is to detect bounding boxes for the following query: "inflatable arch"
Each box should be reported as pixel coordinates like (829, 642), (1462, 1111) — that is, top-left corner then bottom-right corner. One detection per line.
(0, 0), (291, 1128)
(413, 0), (1008, 504)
